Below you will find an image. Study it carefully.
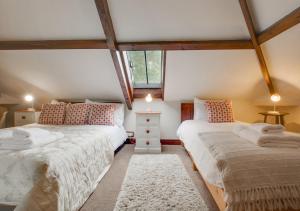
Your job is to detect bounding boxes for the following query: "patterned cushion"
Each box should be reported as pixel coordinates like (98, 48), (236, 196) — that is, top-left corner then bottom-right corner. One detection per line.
(88, 104), (116, 125)
(205, 100), (234, 123)
(64, 103), (90, 125)
(39, 103), (66, 125)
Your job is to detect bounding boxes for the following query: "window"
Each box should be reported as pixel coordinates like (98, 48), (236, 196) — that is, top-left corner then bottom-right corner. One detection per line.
(124, 51), (164, 88)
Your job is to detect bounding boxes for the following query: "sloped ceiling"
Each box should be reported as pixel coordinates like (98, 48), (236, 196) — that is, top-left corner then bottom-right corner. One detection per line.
(261, 24), (300, 105)
(164, 50), (269, 102)
(250, 0), (300, 31)
(0, 0), (104, 40)
(0, 50), (123, 103)
(109, 0), (250, 41)
(0, 0), (299, 106)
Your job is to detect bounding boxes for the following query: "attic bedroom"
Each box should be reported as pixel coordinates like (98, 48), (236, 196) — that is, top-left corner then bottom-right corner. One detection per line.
(0, 0), (300, 211)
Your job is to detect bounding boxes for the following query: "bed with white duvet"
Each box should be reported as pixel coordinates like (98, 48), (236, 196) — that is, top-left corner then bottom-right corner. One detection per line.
(177, 119), (300, 211)
(177, 119), (245, 188)
(0, 123), (126, 211)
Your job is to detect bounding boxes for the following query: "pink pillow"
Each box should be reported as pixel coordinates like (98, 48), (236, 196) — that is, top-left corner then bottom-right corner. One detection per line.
(88, 104), (116, 125)
(205, 100), (234, 123)
(39, 103), (66, 125)
(64, 103), (90, 125)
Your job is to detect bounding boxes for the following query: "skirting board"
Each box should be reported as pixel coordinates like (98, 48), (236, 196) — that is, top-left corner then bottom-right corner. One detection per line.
(126, 139), (181, 145)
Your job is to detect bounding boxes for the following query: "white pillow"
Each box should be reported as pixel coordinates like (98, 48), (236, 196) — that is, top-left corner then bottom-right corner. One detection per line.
(193, 98), (208, 121)
(50, 99), (60, 104)
(85, 99), (124, 127)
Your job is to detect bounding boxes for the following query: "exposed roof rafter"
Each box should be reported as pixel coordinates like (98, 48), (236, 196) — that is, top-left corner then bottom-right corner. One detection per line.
(258, 7), (300, 44)
(94, 0), (133, 109)
(118, 40), (254, 51)
(239, 0), (275, 95)
(0, 40), (108, 50)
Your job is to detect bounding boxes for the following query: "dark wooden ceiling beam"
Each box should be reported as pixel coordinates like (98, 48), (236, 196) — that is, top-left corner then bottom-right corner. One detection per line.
(258, 7), (300, 44)
(0, 40), (108, 50)
(94, 0), (132, 109)
(118, 40), (254, 51)
(239, 0), (275, 95)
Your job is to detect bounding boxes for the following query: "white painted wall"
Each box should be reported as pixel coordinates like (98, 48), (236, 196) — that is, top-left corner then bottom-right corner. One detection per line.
(124, 99), (269, 139)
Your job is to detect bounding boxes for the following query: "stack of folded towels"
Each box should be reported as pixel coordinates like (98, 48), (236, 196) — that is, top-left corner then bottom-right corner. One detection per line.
(0, 127), (64, 150)
(233, 123), (300, 148)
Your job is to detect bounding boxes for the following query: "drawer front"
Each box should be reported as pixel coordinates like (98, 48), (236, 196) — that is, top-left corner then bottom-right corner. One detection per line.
(136, 138), (161, 148)
(136, 114), (160, 126)
(15, 112), (35, 126)
(136, 126), (160, 138)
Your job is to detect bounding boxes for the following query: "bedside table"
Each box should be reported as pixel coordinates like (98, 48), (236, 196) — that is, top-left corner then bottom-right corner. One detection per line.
(259, 112), (289, 126)
(135, 112), (161, 153)
(15, 110), (41, 126)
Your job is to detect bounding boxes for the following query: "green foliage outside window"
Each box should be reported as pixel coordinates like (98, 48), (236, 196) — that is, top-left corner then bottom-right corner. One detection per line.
(126, 51), (162, 87)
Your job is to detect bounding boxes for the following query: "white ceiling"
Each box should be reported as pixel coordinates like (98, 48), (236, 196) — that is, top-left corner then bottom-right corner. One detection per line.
(0, 0), (299, 106)
(164, 50), (269, 102)
(109, 0), (250, 41)
(0, 0), (105, 40)
(0, 50), (123, 103)
(250, 0), (300, 32)
(261, 24), (300, 105)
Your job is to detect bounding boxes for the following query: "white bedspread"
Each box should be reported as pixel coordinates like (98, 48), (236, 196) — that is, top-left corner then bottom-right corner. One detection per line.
(0, 124), (115, 211)
(177, 120), (247, 187)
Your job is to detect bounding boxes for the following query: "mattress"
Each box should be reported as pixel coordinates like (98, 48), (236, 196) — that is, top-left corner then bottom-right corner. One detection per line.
(99, 125), (127, 151)
(177, 120), (247, 188)
(0, 124), (117, 210)
(23, 123), (127, 151)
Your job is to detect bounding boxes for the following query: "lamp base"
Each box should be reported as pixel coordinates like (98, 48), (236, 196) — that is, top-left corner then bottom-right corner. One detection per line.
(267, 110), (279, 115)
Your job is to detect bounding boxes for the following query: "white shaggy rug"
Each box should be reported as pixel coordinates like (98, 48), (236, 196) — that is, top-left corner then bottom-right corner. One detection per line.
(114, 154), (209, 211)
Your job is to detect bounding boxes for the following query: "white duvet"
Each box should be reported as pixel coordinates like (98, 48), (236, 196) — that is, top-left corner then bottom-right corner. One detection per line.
(0, 124), (114, 211)
(177, 120), (247, 188)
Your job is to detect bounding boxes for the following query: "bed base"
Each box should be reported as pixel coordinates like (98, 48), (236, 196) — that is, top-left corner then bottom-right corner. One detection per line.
(181, 141), (300, 211)
(181, 141), (226, 211)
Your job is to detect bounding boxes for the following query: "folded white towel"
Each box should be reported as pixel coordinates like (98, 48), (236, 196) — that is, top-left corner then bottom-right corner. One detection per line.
(249, 123), (285, 134)
(13, 127), (51, 139)
(233, 124), (300, 148)
(0, 132), (64, 150)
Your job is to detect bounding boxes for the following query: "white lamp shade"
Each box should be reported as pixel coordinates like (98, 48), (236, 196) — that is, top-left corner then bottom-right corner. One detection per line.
(24, 95), (34, 102)
(270, 94), (281, 102)
(145, 94), (152, 103)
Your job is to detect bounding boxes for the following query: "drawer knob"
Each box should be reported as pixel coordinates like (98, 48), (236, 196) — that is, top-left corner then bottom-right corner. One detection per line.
(146, 118), (150, 122)
(146, 130), (150, 134)
(146, 141), (150, 145)
(22, 116), (26, 119)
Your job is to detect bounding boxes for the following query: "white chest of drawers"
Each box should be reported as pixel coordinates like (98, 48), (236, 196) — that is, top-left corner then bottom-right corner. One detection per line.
(14, 110), (41, 126)
(135, 112), (161, 153)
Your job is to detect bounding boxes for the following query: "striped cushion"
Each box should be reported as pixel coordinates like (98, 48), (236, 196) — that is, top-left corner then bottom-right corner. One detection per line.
(88, 104), (116, 125)
(64, 103), (90, 125)
(205, 100), (234, 123)
(39, 103), (66, 125)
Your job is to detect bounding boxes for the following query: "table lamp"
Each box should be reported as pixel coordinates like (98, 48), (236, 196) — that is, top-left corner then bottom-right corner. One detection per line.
(269, 93), (281, 114)
(145, 93), (152, 112)
(24, 94), (35, 111)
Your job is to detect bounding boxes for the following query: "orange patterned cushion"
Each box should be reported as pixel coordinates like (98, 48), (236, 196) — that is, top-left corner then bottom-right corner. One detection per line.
(205, 100), (234, 123)
(64, 103), (90, 125)
(88, 104), (116, 125)
(39, 103), (66, 125)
